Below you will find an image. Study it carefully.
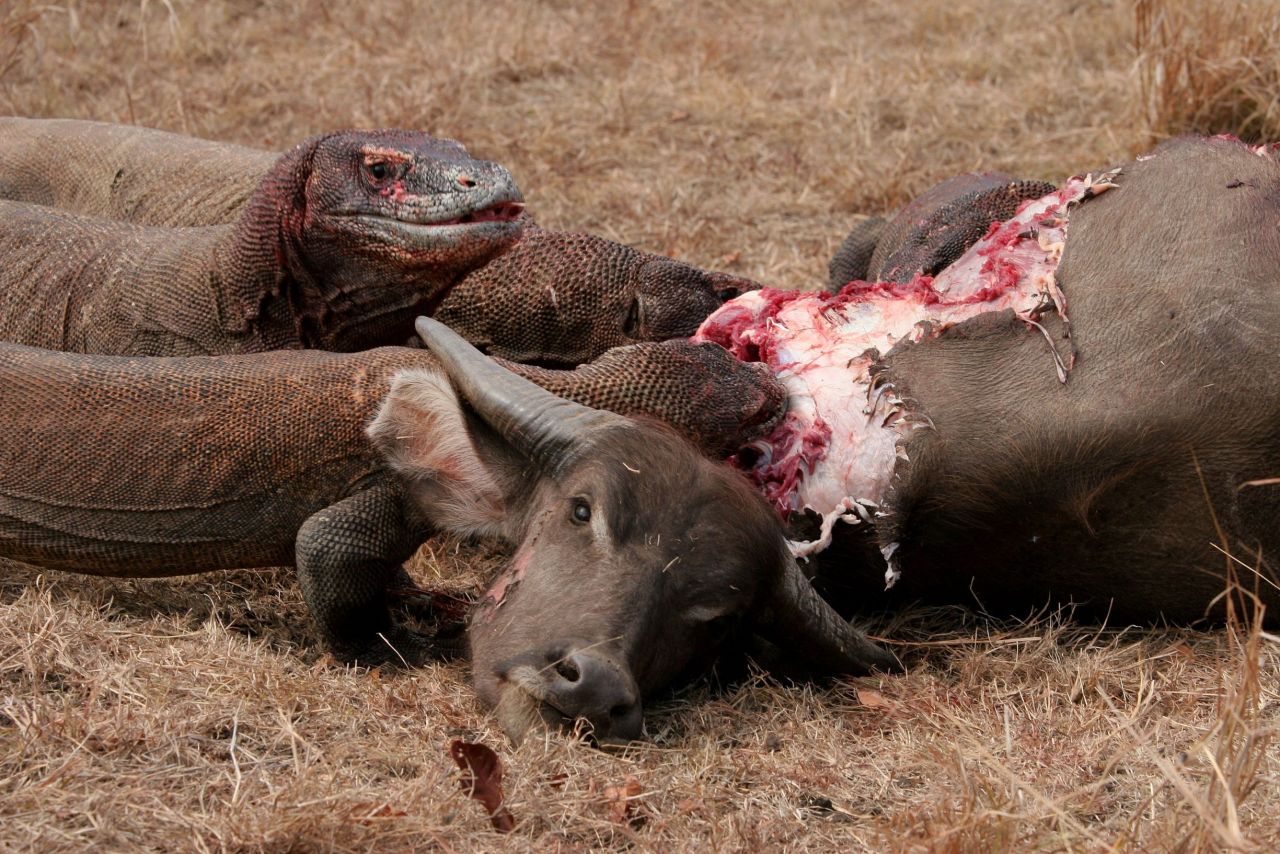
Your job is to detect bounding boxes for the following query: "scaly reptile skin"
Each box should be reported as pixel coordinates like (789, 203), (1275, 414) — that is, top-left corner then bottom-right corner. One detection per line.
(827, 215), (885, 290)
(0, 118), (757, 363)
(435, 223), (755, 364)
(0, 116), (277, 226)
(0, 339), (784, 662)
(0, 128), (524, 355)
(830, 174), (1058, 289)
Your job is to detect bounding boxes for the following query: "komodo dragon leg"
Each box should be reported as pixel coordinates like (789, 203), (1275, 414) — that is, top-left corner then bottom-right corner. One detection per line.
(294, 481), (452, 665)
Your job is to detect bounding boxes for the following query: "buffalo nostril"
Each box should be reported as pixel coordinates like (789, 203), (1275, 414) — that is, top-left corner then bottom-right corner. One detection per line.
(532, 647), (643, 741)
(553, 657), (581, 683)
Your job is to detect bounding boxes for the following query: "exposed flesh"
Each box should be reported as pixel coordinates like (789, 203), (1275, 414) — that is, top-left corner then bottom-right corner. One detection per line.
(695, 171), (1120, 577)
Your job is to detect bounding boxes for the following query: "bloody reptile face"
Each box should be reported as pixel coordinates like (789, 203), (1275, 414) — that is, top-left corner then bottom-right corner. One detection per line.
(302, 130), (525, 273)
(265, 129), (526, 350)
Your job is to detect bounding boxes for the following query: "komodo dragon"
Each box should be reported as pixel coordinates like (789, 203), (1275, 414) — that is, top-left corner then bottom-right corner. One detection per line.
(0, 127), (525, 355)
(828, 173), (1057, 289)
(0, 117), (758, 363)
(0, 321), (785, 668)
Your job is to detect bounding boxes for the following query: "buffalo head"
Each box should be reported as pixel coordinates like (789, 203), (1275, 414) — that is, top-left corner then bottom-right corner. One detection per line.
(369, 318), (898, 743)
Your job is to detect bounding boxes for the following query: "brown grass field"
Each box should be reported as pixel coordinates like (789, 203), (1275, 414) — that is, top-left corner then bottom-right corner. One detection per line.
(3, 0), (1280, 850)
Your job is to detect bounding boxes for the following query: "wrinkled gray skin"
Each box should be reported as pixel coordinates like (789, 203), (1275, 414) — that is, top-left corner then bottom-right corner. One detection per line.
(813, 137), (1280, 624)
(1, 320), (894, 744)
(0, 117), (757, 363)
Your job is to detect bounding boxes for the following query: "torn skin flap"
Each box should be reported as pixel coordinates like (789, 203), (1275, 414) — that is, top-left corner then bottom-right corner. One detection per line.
(695, 171), (1118, 575)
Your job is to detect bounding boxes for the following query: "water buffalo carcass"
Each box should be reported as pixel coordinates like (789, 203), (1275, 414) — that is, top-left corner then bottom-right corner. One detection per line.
(703, 135), (1280, 623)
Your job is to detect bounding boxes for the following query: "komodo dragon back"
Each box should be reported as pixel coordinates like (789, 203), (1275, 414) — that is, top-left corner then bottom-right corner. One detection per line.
(0, 344), (392, 574)
(0, 116), (276, 226)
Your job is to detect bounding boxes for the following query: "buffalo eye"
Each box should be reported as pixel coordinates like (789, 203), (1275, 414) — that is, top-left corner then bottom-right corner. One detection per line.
(704, 614), (736, 640)
(623, 295), (642, 338)
(570, 498), (592, 525)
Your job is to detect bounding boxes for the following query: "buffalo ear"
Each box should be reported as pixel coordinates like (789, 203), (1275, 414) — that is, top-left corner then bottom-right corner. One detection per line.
(367, 368), (514, 540)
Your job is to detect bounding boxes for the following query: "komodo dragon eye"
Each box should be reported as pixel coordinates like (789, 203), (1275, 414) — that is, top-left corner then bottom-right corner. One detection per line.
(366, 161), (391, 182)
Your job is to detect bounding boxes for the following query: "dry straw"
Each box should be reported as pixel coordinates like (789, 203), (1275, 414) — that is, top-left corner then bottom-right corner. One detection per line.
(2, 0), (1279, 850)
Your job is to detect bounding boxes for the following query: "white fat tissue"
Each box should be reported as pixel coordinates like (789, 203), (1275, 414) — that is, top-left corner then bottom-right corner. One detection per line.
(695, 171), (1120, 586)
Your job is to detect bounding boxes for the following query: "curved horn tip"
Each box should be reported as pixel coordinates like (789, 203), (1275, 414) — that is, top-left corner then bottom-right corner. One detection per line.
(415, 315), (449, 344)
(849, 632), (905, 674)
(767, 555), (906, 677)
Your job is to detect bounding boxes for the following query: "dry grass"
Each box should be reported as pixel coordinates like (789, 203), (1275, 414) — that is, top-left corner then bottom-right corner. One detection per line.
(2, 0), (1278, 850)
(1132, 0), (1280, 145)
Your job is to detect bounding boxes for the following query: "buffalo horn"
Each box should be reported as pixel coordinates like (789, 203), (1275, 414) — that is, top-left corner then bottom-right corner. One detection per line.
(758, 553), (902, 674)
(415, 316), (626, 470)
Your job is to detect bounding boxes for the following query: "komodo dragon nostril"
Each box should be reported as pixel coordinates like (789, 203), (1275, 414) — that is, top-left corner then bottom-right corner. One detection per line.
(455, 173), (477, 188)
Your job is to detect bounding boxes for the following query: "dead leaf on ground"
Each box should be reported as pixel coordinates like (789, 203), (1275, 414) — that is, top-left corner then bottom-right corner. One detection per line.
(857, 689), (892, 710)
(601, 775), (647, 826)
(347, 802), (409, 826)
(449, 739), (516, 833)
(542, 771), (570, 789)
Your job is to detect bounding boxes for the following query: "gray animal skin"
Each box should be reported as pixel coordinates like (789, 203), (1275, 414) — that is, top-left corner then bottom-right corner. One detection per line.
(814, 136), (1280, 625)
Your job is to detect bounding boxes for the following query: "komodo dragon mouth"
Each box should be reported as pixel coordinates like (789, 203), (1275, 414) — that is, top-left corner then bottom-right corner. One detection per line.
(422, 200), (527, 226)
(346, 200), (526, 232)
(695, 170), (1121, 582)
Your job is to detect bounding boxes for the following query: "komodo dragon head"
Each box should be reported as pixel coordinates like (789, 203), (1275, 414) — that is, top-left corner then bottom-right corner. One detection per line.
(235, 129), (525, 350)
(436, 222), (760, 365)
